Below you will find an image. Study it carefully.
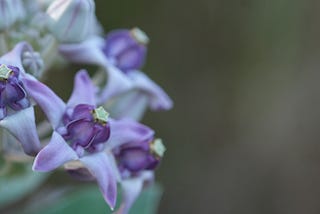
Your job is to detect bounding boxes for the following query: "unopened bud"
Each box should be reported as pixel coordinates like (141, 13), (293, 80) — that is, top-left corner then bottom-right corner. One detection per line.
(46, 0), (95, 43)
(0, 0), (25, 31)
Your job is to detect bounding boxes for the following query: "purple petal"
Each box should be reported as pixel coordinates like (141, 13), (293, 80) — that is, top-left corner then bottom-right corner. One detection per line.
(80, 152), (117, 209)
(59, 36), (107, 66)
(96, 63), (133, 104)
(0, 106), (40, 156)
(116, 45), (147, 72)
(103, 29), (132, 57)
(107, 119), (154, 149)
(22, 77), (66, 129)
(104, 89), (148, 120)
(0, 42), (32, 72)
(33, 131), (78, 171)
(115, 171), (154, 214)
(129, 71), (173, 111)
(67, 70), (96, 107)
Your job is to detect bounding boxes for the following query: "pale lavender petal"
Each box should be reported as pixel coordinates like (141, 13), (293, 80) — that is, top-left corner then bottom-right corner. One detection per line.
(80, 152), (117, 209)
(107, 119), (154, 149)
(58, 36), (106, 66)
(104, 90), (148, 120)
(0, 106), (40, 156)
(67, 70), (96, 107)
(115, 171), (154, 214)
(23, 77), (66, 129)
(33, 131), (78, 171)
(0, 42), (32, 72)
(129, 71), (173, 111)
(96, 63), (133, 104)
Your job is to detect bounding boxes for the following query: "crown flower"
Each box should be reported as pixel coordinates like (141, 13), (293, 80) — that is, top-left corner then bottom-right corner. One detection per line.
(0, 42), (48, 155)
(59, 28), (173, 120)
(0, 1), (172, 213)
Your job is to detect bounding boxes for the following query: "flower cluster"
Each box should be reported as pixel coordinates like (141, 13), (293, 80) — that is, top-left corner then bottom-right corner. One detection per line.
(0, 0), (172, 213)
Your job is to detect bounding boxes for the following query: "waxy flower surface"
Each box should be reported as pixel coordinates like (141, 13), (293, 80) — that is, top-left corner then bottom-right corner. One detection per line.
(112, 122), (166, 214)
(29, 70), (117, 208)
(46, 0), (95, 43)
(0, 42), (47, 155)
(59, 28), (173, 120)
(28, 69), (166, 212)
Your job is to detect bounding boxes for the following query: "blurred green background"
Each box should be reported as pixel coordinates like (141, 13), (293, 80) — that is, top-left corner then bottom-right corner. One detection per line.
(93, 0), (320, 213)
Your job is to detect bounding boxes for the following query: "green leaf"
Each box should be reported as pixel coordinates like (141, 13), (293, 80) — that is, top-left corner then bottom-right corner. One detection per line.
(0, 164), (48, 208)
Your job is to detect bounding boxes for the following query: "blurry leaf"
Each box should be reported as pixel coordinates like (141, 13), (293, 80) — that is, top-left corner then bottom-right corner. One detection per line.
(30, 183), (163, 214)
(0, 165), (48, 207)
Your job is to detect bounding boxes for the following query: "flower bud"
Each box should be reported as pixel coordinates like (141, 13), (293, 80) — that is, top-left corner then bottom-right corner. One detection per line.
(114, 137), (165, 175)
(46, 0), (95, 43)
(102, 28), (149, 73)
(0, 0), (25, 31)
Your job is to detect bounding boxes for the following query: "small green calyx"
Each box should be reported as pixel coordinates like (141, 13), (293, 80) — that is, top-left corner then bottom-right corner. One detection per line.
(130, 27), (149, 45)
(93, 106), (109, 124)
(0, 64), (12, 80)
(150, 138), (166, 158)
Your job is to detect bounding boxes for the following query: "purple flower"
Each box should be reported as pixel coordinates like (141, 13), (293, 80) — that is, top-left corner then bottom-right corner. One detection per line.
(102, 28), (148, 73)
(58, 28), (173, 120)
(112, 121), (165, 214)
(0, 42), (44, 156)
(28, 70), (118, 209)
(28, 69), (164, 210)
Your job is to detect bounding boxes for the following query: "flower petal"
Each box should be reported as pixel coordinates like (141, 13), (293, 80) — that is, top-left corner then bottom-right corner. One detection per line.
(33, 131), (78, 171)
(23, 77), (66, 129)
(129, 71), (173, 111)
(0, 42), (31, 71)
(80, 152), (117, 210)
(115, 171), (154, 214)
(67, 70), (96, 107)
(104, 89), (148, 120)
(0, 106), (40, 156)
(107, 119), (154, 149)
(97, 63), (133, 104)
(58, 36), (106, 65)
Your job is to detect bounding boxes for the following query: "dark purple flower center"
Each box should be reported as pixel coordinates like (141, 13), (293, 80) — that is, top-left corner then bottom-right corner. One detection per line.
(61, 104), (111, 156)
(102, 28), (148, 73)
(0, 64), (30, 119)
(113, 138), (165, 176)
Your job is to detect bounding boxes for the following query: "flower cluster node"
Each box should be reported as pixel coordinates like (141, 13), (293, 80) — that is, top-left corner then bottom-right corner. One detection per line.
(22, 51), (44, 77)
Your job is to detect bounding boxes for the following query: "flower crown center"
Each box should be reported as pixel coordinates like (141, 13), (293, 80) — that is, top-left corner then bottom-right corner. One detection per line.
(92, 106), (109, 125)
(150, 138), (166, 158)
(130, 27), (149, 45)
(0, 64), (13, 80)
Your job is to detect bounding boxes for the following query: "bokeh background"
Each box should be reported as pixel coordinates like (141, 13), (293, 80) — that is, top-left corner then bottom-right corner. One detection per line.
(92, 0), (320, 213)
